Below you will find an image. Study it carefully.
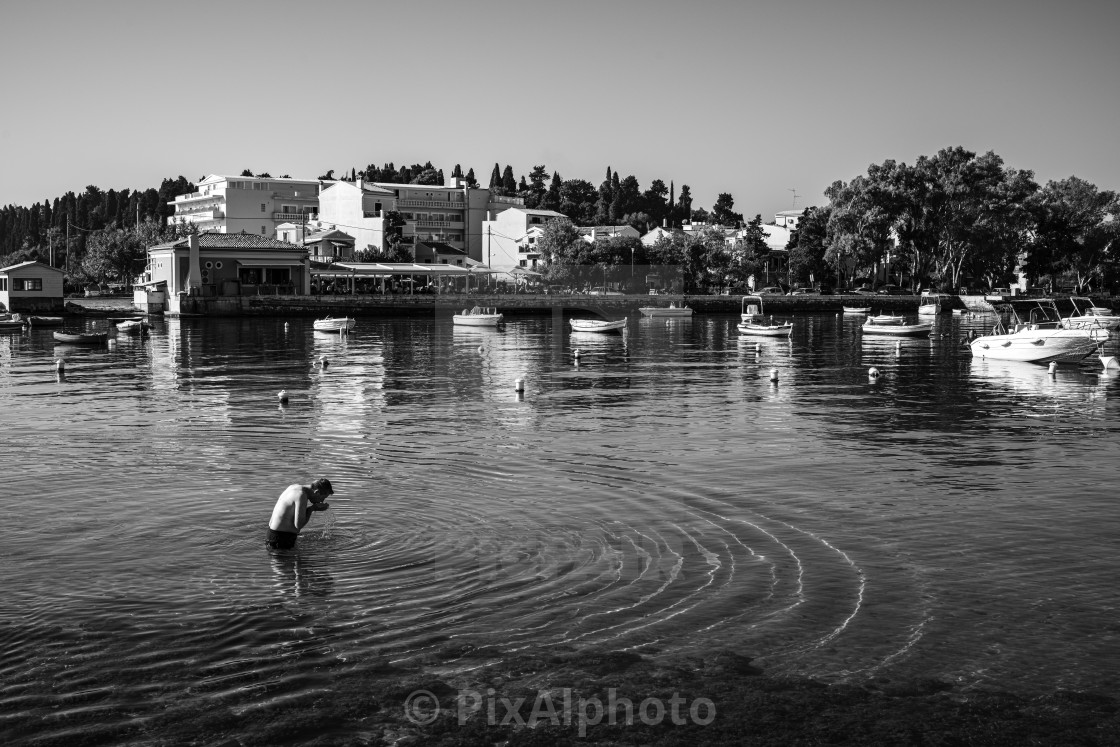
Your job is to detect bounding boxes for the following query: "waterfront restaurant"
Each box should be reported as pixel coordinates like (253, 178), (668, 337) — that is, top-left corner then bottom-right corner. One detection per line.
(135, 232), (312, 314)
(0, 260), (65, 313)
(311, 260), (498, 295)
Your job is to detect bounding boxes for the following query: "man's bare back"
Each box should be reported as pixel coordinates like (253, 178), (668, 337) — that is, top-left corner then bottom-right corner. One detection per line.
(267, 478), (333, 549)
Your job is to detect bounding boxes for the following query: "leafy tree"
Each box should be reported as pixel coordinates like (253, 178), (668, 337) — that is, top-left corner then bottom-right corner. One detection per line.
(411, 168), (441, 185)
(541, 171), (562, 212)
(676, 185), (693, 224)
(240, 169), (254, 177)
(711, 192), (743, 227)
(488, 163), (502, 191)
(1025, 176), (1119, 291)
(559, 179), (598, 225)
(788, 206), (831, 288)
(733, 214), (770, 286)
(642, 179), (670, 228)
(501, 165), (517, 195)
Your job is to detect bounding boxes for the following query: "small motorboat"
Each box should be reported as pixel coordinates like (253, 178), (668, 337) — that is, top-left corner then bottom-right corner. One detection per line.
(638, 303), (693, 318)
(918, 292), (951, 316)
(570, 317), (627, 333)
(313, 316), (357, 333)
(1063, 296), (1120, 331)
(842, 306), (871, 314)
(53, 331), (109, 344)
(0, 316), (25, 331)
(738, 295), (792, 337)
(862, 317), (933, 336)
(116, 319), (148, 333)
(971, 299), (1109, 363)
(453, 306), (503, 327)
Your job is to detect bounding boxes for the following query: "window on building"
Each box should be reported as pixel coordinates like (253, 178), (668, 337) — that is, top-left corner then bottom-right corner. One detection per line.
(261, 226), (266, 234)
(260, 204), (266, 212)
(20, 278), (43, 291)
(0, 278), (7, 291)
(265, 268), (290, 284)
(519, 260), (527, 267)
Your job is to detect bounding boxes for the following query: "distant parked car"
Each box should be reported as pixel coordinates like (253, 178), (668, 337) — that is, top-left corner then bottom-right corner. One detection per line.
(756, 286), (785, 295)
(985, 287), (1011, 301)
(853, 285), (878, 295)
(817, 284), (834, 295)
(789, 287), (817, 296)
(876, 285), (908, 295)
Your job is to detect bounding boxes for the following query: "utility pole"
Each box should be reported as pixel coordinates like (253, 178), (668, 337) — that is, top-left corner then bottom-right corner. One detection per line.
(788, 188), (799, 210)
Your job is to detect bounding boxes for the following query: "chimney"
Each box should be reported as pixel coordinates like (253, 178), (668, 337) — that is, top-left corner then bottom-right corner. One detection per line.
(186, 233), (202, 291)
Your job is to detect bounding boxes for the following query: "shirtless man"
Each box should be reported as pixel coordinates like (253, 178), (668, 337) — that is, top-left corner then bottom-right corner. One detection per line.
(267, 478), (333, 549)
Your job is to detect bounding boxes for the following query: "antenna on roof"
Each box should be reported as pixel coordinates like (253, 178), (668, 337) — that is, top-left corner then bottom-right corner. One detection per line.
(787, 188), (800, 210)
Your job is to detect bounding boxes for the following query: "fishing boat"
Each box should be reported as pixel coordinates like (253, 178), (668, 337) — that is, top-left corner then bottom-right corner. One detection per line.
(842, 305), (871, 314)
(867, 312), (905, 325)
(738, 295), (792, 337)
(313, 316), (357, 333)
(1063, 296), (1120, 331)
(969, 299), (1109, 363)
(53, 331), (109, 344)
(569, 317), (626, 333)
(27, 316), (64, 326)
(453, 306), (503, 327)
(861, 317), (933, 336)
(638, 302), (693, 318)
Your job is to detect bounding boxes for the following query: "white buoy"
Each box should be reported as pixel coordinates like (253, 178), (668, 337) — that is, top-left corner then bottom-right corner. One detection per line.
(478, 345), (484, 354)
(1048, 361), (1057, 375)
(869, 367), (880, 379)
(755, 343), (761, 353)
(54, 358), (65, 372)
(278, 390), (289, 403)
(1100, 355), (1119, 370)
(319, 355), (328, 367)
(769, 368), (779, 382)
(573, 349), (581, 360)
(514, 377), (525, 392)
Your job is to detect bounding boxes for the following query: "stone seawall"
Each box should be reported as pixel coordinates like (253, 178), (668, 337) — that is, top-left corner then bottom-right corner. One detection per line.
(120, 292), (1101, 317)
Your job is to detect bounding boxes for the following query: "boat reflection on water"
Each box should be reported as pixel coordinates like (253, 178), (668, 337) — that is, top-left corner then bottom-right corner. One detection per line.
(968, 357), (1109, 415)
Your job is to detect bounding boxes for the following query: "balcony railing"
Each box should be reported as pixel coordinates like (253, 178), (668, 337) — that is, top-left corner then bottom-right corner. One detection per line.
(398, 199), (466, 210)
(416, 219), (460, 228)
(273, 212), (315, 222)
(488, 195), (525, 206)
(363, 210), (383, 219)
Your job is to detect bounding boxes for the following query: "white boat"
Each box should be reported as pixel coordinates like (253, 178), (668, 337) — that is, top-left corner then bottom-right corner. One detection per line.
(969, 299), (1109, 363)
(116, 319), (148, 332)
(570, 317), (626, 333)
(842, 306), (871, 314)
(313, 316), (356, 333)
(867, 313), (905, 325)
(638, 303), (693, 318)
(453, 306), (503, 327)
(1063, 296), (1120, 331)
(862, 317), (933, 336)
(738, 295), (792, 337)
(27, 315), (64, 326)
(918, 292), (951, 315)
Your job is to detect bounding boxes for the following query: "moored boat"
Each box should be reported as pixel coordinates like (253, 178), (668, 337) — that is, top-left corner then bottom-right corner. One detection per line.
(639, 302), (693, 318)
(738, 295), (792, 337)
(0, 318), (25, 331)
(842, 306), (871, 314)
(570, 317), (627, 333)
(453, 306), (503, 327)
(862, 318), (933, 336)
(313, 316), (357, 333)
(1063, 296), (1120, 331)
(27, 316), (64, 326)
(116, 319), (148, 332)
(53, 331), (109, 344)
(970, 299), (1109, 363)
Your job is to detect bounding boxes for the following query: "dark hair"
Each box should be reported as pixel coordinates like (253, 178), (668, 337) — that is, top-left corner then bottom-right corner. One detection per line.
(311, 478), (333, 496)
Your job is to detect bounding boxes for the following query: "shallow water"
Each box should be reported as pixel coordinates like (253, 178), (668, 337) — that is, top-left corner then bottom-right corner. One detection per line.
(2, 310), (1119, 740)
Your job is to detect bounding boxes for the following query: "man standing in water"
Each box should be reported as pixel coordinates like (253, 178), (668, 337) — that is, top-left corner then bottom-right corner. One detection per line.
(267, 478), (333, 549)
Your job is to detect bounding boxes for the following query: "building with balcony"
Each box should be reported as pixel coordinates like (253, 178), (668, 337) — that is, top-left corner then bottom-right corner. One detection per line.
(168, 175), (321, 235)
(317, 176), (525, 263)
(275, 221), (356, 263)
(479, 207), (567, 274)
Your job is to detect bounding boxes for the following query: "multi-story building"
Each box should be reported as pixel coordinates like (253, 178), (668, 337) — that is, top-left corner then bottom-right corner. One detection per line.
(317, 176), (526, 263)
(775, 209), (804, 230)
(479, 206), (567, 273)
(168, 175), (321, 235)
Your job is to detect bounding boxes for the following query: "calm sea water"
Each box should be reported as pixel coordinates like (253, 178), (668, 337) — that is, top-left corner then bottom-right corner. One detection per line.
(2, 308), (1119, 740)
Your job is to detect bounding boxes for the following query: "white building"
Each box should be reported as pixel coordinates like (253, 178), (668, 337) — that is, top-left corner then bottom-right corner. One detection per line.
(168, 175), (321, 236)
(317, 176), (524, 263)
(479, 207), (567, 274)
(775, 209), (804, 230)
(0, 261), (65, 312)
(577, 225), (641, 243)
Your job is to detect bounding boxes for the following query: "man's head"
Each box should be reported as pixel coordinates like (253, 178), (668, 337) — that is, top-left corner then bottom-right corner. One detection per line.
(309, 477), (334, 503)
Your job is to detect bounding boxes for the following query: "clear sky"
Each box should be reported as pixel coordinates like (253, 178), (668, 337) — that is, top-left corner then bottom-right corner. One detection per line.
(2, 0), (1117, 221)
